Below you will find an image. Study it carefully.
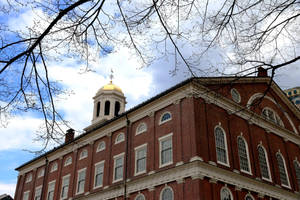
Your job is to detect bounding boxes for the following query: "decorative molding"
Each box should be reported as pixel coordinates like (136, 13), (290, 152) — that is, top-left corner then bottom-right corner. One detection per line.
(191, 174), (204, 180)
(176, 161), (184, 166)
(235, 186), (242, 191)
(176, 178), (185, 184)
(209, 178), (217, 184)
(147, 111), (154, 117)
(173, 98), (181, 105)
(233, 169), (240, 174)
(208, 161), (217, 166)
(190, 156), (203, 162)
(148, 186), (155, 191)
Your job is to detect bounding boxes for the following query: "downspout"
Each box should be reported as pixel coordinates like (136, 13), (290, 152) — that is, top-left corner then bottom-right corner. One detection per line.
(124, 114), (131, 199)
(40, 156), (49, 200)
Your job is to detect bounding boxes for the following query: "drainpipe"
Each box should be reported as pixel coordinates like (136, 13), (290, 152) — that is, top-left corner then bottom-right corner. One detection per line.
(124, 114), (131, 199)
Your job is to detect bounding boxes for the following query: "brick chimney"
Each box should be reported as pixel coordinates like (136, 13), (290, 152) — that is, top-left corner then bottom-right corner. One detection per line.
(257, 67), (268, 77)
(65, 128), (75, 143)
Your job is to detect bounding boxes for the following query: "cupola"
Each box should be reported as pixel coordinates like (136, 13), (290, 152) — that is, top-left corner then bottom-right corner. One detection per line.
(92, 71), (126, 124)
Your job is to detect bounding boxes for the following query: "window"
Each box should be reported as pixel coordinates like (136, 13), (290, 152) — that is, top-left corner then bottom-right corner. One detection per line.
(94, 161), (104, 188)
(245, 194), (254, 200)
(294, 90), (297, 94)
(38, 168), (44, 178)
(257, 145), (271, 181)
(215, 126), (229, 166)
(97, 141), (106, 152)
(220, 187), (233, 200)
(135, 144), (147, 175)
(25, 173), (32, 183)
(114, 101), (120, 116)
(159, 133), (173, 167)
(276, 153), (290, 187)
(61, 174), (70, 199)
(231, 88), (241, 103)
(50, 162), (57, 172)
(136, 122), (147, 135)
(135, 194), (145, 200)
(160, 187), (173, 200)
(288, 91), (292, 95)
(294, 160), (300, 190)
(64, 156), (72, 166)
(96, 102), (100, 117)
(76, 168), (86, 194)
(113, 153), (124, 182)
(79, 149), (88, 160)
(34, 186), (42, 200)
(237, 137), (251, 174)
(115, 133), (125, 144)
(262, 107), (284, 127)
(104, 100), (110, 115)
(47, 181), (55, 200)
(159, 112), (172, 125)
(23, 191), (30, 200)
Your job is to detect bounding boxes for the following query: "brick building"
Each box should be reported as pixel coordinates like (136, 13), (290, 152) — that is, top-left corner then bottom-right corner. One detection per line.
(14, 69), (300, 200)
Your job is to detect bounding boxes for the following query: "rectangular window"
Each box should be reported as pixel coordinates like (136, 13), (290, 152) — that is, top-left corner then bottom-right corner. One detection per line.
(135, 144), (147, 175)
(34, 186), (42, 200)
(23, 191), (30, 200)
(159, 133), (173, 167)
(76, 168), (86, 194)
(61, 174), (70, 199)
(47, 180), (55, 200)
(113, 153), (124, 182)
(94, 161), (104, 188)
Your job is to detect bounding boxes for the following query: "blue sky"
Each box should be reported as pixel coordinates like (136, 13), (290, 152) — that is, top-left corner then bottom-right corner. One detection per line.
(0, 1), (300, 197)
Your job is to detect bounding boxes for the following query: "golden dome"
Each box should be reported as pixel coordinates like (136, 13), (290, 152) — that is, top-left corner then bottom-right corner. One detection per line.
(100, 81), (123, 93)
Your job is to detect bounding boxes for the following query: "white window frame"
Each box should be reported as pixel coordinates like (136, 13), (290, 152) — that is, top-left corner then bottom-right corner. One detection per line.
(237, 136), (252, 175)
(76, 168), (86, 195)
(50, 162), (58, 172)
(159, 133), (173, 168)
(136, 122), (147, 135)
(294, 160), (300, 190)
(37, 168), (45, 178)
(23, 191), (30, 200)
(96, 141), (106, 152)
(79, 149), (88, 160)
(159, 112), (172, 125)
(25, 173), (32, 183)
(134, 143), (147, 176)
(94, 160), (105, 189)
(113, 152), (125, 183)
(47, 180), (56, 200)
(220, 187), (233, 200)
(231, 88), (241, 103)
(262, 107), (284, 127)
(60, 174), (70, 200)
(160, 186), (174, 200)
(214, 125), (230, 167)
(245, 194), (254, 200)
(257, 145), (272, 182)
(34, 185), (42, 200)
(64, 156), (72, 166)
(115, 133), (125, 144)
(276, 152), (291, 188)
(135, 193), (145, 200)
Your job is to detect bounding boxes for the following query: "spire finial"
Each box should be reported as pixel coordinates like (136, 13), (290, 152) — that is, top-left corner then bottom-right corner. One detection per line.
(109, 69), (114, 83)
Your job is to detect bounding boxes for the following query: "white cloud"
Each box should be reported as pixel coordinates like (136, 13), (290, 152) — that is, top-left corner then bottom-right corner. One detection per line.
(0, 182), (15, 197)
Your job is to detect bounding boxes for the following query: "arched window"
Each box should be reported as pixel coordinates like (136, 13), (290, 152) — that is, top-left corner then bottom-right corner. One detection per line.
(135, 194), (145, 200)
(159, 112), (172, 125)
(262, 107), (284, 127)
(114, 101), (120, 116)
(215, 126), (229, 166)
(64, 156), (72, 166)
(115, 133), (125, 144)
(105, 101), (110, 115)
(276, 152), (290, 187)
(96, 102), (100, 117)
(245, 194), (254, 200)
(136, 122), (147, 135)
(237, 136), (251, 173)
(160, 187), (173, 200)
(257, 145), (271, 181)
(220, 187), (233, 200)
(79, 149), (88, 160)
(97, 141), (106, 152)
(294, 160), (300, 190)
(50, 162), (58, 172)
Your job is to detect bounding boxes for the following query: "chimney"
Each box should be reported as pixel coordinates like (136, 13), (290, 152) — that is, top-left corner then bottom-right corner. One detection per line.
(257, 67), (268, 77)
(65, 128), (75, 143)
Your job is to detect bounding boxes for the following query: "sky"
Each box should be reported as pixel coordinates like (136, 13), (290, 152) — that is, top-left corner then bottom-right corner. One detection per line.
(0, 1), (300, 197)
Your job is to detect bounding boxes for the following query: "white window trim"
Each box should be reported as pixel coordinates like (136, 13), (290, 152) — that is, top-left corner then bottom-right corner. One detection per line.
(76, 168), (86, 195)
(60, 174), (70, 200)
(135, 193), (145, 200)
(34, 185), (42, 200)
(25, 173), (32, 183)
(37, 168), (45, 178)
(79, 149), (88, 160)
(50, 162), (58, 173)
(159, 186), (174, 200)
(276, 152), (291, 188)
(134, 143), (147, 176)
(258, 145), (272, 182)
(214, 125), (230, 167)
(64, 156), (72, 167)
(159, 133), (173, 168)
(94, 160), (105, 189)
(96, 141), (106, 152)
(23, 190), (30, 200)
(220, 186), (233, 200)
(237, 136), (252, 175)
(159, 111), (172, 125)
(245, 194), (254, 200)
(113, 152), (125, 183)
(231, 88), (241, 103)
(47, 180), (56, 200)
(136, 122), (147, 135)
(115, 133), (125, 144)
(262, 107), (284, 127)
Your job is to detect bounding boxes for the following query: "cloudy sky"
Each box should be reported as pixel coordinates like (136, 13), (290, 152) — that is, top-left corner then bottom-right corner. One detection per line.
(0, 1), (300, 197)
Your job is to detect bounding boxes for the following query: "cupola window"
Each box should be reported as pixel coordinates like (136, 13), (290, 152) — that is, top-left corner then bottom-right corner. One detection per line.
(96, 102), (100, 117)
(105, 101), (110, 115)
(115, 101), (120, 116)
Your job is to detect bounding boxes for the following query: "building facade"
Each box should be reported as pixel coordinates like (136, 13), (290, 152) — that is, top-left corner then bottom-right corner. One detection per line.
(284, 87), (300, 109)
(14, 71), (300, 200)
